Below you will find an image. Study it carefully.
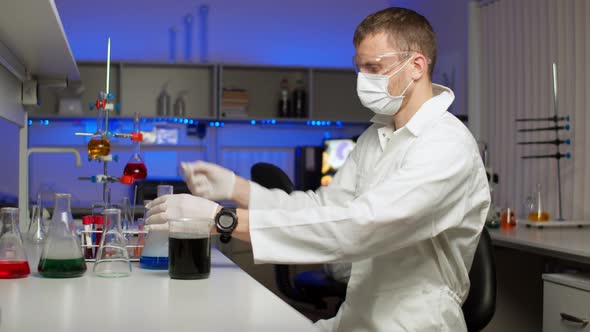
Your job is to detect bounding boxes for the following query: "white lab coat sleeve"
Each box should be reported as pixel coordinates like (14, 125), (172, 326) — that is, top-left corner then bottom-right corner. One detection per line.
(249, 136), (479, 264)
(248, 146), (359, 211)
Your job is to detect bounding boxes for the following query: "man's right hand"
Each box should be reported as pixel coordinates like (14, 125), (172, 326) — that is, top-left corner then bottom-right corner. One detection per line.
(180, 160), (236, 201)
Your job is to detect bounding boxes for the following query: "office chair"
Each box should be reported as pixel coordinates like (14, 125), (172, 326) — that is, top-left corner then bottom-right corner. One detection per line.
(462, 227), (497, 332)
(250, 162), (347, 310)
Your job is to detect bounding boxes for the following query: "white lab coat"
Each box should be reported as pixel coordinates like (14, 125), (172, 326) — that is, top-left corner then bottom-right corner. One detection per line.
(248, 84), (491, 332)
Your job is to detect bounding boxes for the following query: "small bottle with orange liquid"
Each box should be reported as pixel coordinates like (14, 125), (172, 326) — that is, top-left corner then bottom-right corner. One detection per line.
(528, 183), (550, 222)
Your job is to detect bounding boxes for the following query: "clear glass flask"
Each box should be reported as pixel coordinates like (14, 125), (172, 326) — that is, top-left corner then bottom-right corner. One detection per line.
(88, 109), (110, 160)
(0, 207), (30, 279)
(38, 193), (87, 278)
(94, 208), (131, 277)
(527, 183), (550, 222)
(25, 204), (46, 270)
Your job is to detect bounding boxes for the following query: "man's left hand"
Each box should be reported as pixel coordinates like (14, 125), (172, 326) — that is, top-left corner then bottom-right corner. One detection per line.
(145, 194), (219, 224)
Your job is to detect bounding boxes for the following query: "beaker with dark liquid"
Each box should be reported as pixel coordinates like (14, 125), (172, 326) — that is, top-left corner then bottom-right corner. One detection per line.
(0, 207), (30, 279)
(38, 193), (87, 278)
(168, 218), (212, 279)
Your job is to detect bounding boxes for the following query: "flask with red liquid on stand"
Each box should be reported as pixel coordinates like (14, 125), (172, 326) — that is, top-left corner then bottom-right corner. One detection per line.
(123, 112), (147, 180)
(0, 207), (30, 279)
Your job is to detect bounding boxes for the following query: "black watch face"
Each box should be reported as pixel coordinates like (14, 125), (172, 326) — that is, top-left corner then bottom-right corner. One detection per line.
(218, 214), (234, 229)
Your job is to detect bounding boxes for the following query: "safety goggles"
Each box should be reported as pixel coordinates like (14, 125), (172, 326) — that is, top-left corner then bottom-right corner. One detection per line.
(352, 52), (416, 75)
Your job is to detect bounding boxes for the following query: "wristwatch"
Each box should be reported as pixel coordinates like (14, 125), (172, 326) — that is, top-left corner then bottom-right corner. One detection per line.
(215, 207), (238, 243)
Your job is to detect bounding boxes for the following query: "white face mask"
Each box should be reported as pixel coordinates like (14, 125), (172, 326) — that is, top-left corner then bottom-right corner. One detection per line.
(356, 58), (414, 116)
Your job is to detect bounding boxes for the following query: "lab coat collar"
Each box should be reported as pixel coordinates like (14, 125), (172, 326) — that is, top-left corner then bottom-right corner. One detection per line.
(370, 84), (455, 137)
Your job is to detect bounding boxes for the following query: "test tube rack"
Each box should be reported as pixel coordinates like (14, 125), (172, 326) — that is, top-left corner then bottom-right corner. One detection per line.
(78, 228), (147, 262)
(516, 62), (571, 221)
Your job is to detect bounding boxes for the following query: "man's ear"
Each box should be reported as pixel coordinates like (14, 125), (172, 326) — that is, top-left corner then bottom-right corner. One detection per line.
(410, 54), (428, 81)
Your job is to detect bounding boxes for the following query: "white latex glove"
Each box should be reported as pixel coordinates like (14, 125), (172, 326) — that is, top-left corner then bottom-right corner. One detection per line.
(145, 194), (219, 225)
(180, 161), (236, 201)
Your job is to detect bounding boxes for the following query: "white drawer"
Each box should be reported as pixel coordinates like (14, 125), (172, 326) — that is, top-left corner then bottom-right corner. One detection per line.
(543, 275), (590, 332)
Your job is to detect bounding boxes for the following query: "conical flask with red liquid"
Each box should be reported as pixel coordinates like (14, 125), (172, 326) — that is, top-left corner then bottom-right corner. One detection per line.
(0, 207), (30, 279)
(123, 112), (147, 180)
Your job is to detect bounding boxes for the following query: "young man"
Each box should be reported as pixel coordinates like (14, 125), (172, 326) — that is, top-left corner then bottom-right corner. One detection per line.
(146, 7), (490, 331)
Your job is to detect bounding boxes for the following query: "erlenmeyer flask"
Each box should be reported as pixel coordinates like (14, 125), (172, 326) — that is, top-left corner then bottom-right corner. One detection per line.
(94, 208), (131, 277)
(38, 193), (87, 278)
(527, 183), (550, 222)
(25, 204), (46, 270)
(0, 207), (30, 279)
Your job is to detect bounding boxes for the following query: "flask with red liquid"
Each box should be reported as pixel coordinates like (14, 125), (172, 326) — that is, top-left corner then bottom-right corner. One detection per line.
(501, 207), (517, 229)
(0, 207), (30, 279)
(123, 112), (147, 180)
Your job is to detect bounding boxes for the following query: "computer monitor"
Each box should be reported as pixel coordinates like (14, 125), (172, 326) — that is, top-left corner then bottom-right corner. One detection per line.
(321, 138), (356, 186)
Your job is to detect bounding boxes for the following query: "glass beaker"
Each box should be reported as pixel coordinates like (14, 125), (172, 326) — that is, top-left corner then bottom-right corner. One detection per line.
(139, 223), (169, 269)
(139, 189), (171, 269)
(169, 218), (212, 279)
(527, 184), (550, 222)
(0, 207), (30, 279)
(157, 185), (173, 197)
(94, 208), (131, 277)
(38, 193), (87, 278)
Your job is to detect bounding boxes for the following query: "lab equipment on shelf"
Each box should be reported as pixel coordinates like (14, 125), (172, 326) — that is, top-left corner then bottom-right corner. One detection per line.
(0, 207), (30, 279)
(38, 193), (87, 278)
(517, 62), (570, 221)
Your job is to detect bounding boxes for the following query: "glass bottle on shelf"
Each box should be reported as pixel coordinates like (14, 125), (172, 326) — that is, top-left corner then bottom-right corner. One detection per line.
(527, 183), (550, 222)
(124, 112), (148, 180)
(292, 75), (307, 118)
(93, 208), (131, 278)
(0, 207), (30, 279)
(277, 78), (291, 118)
(88, 109), (111, 160)
(38, 193), (87, 278)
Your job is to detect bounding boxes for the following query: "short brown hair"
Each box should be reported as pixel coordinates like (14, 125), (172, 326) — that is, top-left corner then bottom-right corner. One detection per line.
(353, 7), (437, 79)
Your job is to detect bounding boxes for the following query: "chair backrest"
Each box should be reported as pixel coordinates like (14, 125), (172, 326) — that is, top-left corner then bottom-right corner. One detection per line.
(462, 227), (497, 332)
(250, 162), (312, 302)
(251, 162), (296, 194)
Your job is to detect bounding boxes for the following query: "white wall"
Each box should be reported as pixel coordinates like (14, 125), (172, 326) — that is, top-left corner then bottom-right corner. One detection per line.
(391, 0), (470, 116)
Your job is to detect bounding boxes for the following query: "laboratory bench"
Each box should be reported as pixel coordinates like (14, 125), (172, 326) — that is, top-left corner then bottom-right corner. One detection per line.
(486, 224), (590, 332)
(0, 248), (317, 332)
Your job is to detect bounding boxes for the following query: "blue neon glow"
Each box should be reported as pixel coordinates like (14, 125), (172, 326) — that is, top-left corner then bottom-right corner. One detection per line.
(271, 119), (276, 124)
(251, 120), (256, 125)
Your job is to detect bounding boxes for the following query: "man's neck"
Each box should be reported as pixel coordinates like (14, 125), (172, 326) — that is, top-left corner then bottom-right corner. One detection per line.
(393, 81), (433, 130)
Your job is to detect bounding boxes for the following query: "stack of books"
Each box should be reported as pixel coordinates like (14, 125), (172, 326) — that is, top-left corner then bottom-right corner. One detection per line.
(222, 89), (249, 118)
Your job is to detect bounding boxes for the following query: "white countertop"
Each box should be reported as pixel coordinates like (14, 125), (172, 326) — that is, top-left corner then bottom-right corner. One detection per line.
(489, 224), (590, 264)
(0, 249), (318, 332)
